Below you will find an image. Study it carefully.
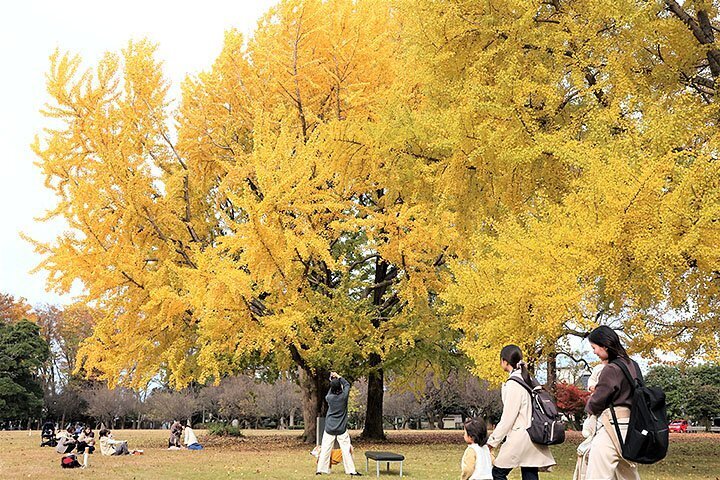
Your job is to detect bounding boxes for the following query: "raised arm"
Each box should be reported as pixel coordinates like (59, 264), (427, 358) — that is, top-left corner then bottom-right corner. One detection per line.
(340, 377), (351, 399)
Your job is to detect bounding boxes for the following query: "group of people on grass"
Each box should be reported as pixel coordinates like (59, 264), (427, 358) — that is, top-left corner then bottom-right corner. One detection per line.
(49, 416), (203, 469)
(316, 325), (642, 480)
(55, 424), (143, 468)
(167, 420), (203, 450)
(56, 424), (96, 468)
(53, 419), (204, 469)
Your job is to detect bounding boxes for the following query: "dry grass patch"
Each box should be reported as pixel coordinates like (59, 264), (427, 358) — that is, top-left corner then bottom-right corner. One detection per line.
(2, 429), (717, 479)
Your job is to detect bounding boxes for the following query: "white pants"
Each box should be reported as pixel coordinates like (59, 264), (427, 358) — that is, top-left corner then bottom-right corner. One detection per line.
(585, 423), (639, 480)
(316, 430), (357, 474)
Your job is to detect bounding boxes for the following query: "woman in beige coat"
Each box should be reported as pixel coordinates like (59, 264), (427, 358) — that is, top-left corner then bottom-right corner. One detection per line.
(487, 345), (556, 480)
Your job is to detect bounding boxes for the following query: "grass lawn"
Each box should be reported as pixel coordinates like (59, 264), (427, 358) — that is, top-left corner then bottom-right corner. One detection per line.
(2, 429), (717, 479)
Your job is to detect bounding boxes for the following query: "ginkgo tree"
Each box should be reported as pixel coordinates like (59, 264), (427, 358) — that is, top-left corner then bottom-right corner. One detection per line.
(392, 0), (720, 382)
(31, 0), (456, 442)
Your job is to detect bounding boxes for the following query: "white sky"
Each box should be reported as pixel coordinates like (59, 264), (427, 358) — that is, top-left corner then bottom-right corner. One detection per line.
(0, 0), (278, 306)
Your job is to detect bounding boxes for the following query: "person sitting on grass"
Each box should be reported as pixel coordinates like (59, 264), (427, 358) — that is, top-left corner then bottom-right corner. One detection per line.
(55, 426), (77, 454)
(98, 429), (142, 456)
(168, 420), (183, 450)
(184, 422), (203, 450)
(76, 425), (96, 468)
(461, 418), (493, 480)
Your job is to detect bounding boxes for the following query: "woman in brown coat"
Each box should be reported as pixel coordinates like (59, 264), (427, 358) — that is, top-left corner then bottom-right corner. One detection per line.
(584, 326), (641, 480)
(487, 345), (556, 480)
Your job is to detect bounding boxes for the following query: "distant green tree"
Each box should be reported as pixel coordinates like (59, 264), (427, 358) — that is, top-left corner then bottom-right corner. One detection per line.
(688, 365), (720, 391)
(685, 385), (720, 432)
(646, 364), (720, 427)
(0, 320), (50, 422)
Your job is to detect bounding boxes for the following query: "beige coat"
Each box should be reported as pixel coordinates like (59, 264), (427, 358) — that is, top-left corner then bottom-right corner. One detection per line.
(487, 371), (556, 469)
(99, 435), (126, 456)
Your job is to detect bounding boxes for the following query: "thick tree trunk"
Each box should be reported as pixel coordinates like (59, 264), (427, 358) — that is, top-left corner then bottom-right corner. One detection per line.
(299, 367), (329, 443)
(360, 255), (393, 440)
(361, 357), (386, 440)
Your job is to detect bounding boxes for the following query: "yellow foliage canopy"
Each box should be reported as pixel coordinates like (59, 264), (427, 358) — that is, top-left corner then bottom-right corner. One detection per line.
(32, 0), (455, 389)
(31, 0), (720, 390)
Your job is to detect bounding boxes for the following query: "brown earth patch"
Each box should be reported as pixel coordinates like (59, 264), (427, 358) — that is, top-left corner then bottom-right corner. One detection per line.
(201, 429), (719, 451)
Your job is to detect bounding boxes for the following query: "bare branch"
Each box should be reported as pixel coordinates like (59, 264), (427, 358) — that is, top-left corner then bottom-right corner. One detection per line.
(349, 254), (380, 271)
(557, 351), (591, 370)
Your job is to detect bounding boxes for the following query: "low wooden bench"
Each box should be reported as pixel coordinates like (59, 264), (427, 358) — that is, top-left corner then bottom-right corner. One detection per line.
(364, 451), (405, 477)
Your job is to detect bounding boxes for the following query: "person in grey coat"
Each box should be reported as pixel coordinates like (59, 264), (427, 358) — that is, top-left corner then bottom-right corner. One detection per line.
(55, 426), (77, 454)
(316, 371), (361, 476)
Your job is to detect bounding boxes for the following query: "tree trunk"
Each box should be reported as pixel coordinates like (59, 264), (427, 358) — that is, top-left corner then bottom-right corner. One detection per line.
(360, 256), (392, 440)
(546, 351), (557, 395)
(361, 359), (386, 440)
(426, 412), (436, 429)
(299, 366), (329, 443)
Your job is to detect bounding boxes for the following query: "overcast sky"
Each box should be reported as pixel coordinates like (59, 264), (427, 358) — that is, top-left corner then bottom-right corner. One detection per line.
(0, 1), (278, 306)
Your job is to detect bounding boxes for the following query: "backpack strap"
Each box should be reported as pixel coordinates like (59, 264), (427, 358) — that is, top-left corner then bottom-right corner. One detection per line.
(610, 358), (642, 391)
(608, 358), (639, 452)
(608, 401), (625, 449)
(508, 376), (534, 395)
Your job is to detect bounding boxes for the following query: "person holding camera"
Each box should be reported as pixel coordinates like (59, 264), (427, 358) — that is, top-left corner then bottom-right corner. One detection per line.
(316, 372), (361, 476)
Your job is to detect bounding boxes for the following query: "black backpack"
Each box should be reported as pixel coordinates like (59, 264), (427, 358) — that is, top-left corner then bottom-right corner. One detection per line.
(609, 359), (669, 464)
(509, 377), (565, 445)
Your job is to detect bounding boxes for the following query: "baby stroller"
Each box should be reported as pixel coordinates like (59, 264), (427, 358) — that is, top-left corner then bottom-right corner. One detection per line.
(40, 421), (58, 447)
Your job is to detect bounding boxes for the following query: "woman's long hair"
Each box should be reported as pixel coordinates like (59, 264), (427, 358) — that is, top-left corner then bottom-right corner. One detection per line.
(587, 325), (630, 361)
(500, 344), (534, 386)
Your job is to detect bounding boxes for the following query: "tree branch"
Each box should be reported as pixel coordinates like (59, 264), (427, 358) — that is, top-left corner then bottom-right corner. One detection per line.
(349, 254), (380, 271)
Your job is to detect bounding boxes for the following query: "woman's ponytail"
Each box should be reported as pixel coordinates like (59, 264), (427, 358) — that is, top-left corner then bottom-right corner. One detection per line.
(500, 345), (535, 386)
(516, 360), (534, 386)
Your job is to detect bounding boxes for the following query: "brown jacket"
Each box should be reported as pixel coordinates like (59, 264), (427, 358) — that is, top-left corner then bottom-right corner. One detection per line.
(487, 372), (556, 469)
(586, 358), (641, 415)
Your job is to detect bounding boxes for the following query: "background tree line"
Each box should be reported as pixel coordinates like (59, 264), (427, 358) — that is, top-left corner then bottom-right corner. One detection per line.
(2, 292), (504, 430)
(6, 291), (720, 434)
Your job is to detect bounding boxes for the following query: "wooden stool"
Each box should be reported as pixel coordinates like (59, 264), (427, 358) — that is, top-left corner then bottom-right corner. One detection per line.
(364, 451), (405, 477)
